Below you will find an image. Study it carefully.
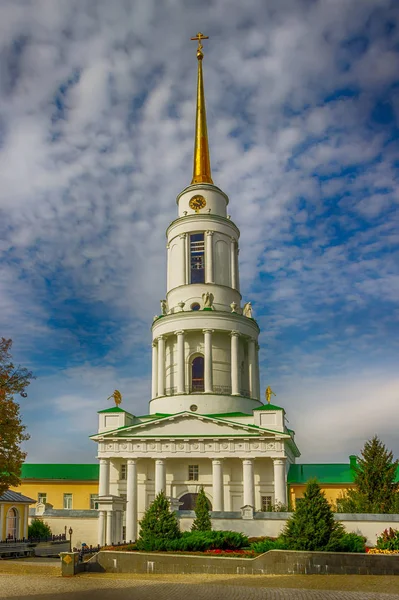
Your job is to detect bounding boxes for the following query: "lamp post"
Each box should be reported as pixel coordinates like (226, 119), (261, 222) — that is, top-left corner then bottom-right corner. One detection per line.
(68, 527), (73, 552)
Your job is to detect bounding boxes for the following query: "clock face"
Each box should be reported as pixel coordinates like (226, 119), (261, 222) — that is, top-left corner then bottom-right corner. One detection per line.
(189, 194), (206, 212)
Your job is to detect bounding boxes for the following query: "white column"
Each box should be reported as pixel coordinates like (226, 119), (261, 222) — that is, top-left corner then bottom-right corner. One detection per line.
(230, 331), (240, 395)
(152, 341), (158, 399)
(176, 330), (185, 394)
(205, 231), (214, 283)
(18, 508), (24, 539)
(99, 459), (110, 497)
(105, 510), (113, 546)
(255, 342), (260, 400)
(180, 233), (187, 285)
(203, 329), (213, 393)
(23, 503), (28, 538)
(157, 335), (165, 397)
(98, 510), (106, 546)
(212, 459), (224, 511)
(126, 459), (137, 542)
(230, 237), (237, 289)
(248, 338), (256, 399)
(0, 504), (4, 540)
(155, 459), (166, 495)
(274, 458), (287, 506)
(243, 459), (255, 507)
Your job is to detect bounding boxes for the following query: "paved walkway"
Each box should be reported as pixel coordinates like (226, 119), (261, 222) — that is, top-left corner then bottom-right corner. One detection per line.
(1, 575), (399, 600)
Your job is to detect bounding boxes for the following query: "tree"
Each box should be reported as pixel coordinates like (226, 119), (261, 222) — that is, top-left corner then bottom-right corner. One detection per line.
(28, 519), (52, 539)
(0, 338), (34, 496)
(138, 491), (180, 548)
(282, 479), (345, 551)
(337, 436), (399, 514)
(191, 487), (211, 531)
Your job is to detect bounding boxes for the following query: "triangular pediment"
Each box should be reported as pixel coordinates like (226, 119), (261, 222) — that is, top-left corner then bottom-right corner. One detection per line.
(92, 411), (289, 440)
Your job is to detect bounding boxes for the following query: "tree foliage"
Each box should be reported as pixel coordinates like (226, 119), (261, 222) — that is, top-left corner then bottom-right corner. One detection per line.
(137, 491), (180, 549)
(282, 479), (345, 551)
(0, 338), (34, 496)
(337, 436), (399, 514)
(28, 518), (52, 539)
(191, 487), (212, 531)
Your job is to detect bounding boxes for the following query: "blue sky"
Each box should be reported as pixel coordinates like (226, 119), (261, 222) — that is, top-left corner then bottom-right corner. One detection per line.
(0, 0), (398, 463)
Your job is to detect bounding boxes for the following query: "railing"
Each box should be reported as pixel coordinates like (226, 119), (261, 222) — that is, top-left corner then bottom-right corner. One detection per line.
(162, 385), (252, 397)
(0, 533), (66, 544)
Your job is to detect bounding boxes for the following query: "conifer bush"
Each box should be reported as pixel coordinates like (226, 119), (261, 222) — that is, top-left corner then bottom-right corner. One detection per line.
(28, 519), (52, 539)
(191, 487), (211, 531)
(137, 491), (180, 550)
(282, 479), (345, 551)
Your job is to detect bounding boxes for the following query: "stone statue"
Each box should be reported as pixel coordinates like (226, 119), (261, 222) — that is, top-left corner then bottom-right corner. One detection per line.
(107, 390), (122, 406)
(160, 299), (168, 315)
(202, 291), (214, 308)
(243, 302), (253, 318)
(230, 301), (237, 313)
(265, 386), (276, 404)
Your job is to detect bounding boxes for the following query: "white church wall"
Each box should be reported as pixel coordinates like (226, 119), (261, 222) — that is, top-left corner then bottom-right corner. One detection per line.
(176, 184), (229, 218)
(214, 236), (230, 286)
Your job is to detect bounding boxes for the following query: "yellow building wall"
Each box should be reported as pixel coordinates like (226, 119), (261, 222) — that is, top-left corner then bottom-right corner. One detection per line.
(1, 502), (29, 540)
(10, 481), (99, 510)
(289, 484), (353, 509)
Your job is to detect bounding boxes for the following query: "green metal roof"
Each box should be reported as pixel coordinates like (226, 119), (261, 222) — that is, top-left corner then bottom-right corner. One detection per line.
(97, 406), (127, 414)
(21, 464), (99, 481)
(253, 403), (284, 411)
(204, 412), (251, 418)
(288, 463), (355, 484)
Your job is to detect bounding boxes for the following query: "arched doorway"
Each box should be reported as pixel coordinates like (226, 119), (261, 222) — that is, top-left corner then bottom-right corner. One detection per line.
(179, 493), (212, 511)
(6, 507), (18, 539)
(191, 355), (204, 392)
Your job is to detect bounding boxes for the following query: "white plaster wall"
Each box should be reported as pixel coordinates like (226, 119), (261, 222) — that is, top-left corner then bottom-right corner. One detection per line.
(176, 184), (229, 218)
(166, 283), (241, 313)
(29, 516), (99, 548)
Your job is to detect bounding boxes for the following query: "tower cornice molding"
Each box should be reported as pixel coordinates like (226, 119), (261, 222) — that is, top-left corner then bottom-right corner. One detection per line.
(176, 183), (229, 205)
(167, 213), (239, 238)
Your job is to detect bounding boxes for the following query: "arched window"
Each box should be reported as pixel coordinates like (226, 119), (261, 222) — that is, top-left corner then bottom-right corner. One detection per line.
(191, 356), (204, 392)
(6, 507), (18, 540)
(179, 493), (212, 511)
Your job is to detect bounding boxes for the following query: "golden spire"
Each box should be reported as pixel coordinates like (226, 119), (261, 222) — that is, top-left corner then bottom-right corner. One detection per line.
(190, 32), (213, 185)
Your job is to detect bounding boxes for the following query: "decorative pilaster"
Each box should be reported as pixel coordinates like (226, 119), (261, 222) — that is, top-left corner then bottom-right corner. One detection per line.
(242, 459), (255, 508)
(157, 336), (165, 397)
(99, 459), (110, 497)
(155, 459), (166, 495)
(255, 342), (260, 400)
(175, 330), (185, 394)
(203, 329), (213, 393)
(180, 233), (187, 285)
(205, 231), (214, 283)
(106, 511), (113, 546)
(126, 459), (137, 542)
(212, 459), (224, 511)
(151, 341), (158, 399)
(248, 338), (256, 398)
(230, 331), (240, 395)
(23, 503), (29, 538)
(230, 237), (237, 289)
(273, 458), (287, 506)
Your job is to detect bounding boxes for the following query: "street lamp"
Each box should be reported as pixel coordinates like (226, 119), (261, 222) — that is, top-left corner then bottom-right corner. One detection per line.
(68, 527), (73, 552)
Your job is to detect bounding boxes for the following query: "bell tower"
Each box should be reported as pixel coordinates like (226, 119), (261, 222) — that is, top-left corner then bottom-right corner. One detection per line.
(150, 33), (262, 415)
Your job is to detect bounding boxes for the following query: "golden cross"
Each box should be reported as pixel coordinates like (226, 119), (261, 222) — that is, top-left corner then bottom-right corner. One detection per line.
(191, 32), (209, 58)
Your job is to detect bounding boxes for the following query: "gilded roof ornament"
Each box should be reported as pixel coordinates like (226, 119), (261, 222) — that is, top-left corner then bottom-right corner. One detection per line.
(190, 32), (213, 185)
(107, 389), (122, 406)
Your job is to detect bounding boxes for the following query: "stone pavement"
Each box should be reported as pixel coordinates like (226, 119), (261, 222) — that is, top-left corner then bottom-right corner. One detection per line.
(1, 575), (399, 600)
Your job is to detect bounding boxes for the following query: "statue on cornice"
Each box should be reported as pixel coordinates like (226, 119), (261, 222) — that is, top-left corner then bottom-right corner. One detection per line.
(107, 390), (122, 406)
(243, 302), (253, 318)
(265, 386), (276, 404)
(202, 291), (214, 308)
(160, 299), (168, 315)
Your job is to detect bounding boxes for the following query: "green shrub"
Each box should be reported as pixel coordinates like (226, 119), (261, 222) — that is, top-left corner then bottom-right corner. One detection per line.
(326, 532), (366, 553)
(191, 487), (212, 532)
(376, 528), (399, 551)
(137, 491), (180, 550)
(282, 479), (346, 551)
(28, 519), (52, 539)
(250, 538), (288, 553)
(136, 530), (248, 553)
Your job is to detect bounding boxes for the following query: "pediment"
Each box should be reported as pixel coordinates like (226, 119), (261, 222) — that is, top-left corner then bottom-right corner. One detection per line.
(94, 412), (286, 440)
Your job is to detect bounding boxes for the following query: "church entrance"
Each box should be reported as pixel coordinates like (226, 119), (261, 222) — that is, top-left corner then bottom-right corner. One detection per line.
(191, 356), (204, 392)
(179, 493), (212, 511)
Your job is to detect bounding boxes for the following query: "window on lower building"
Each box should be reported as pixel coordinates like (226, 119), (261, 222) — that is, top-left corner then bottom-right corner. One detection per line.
(261, 495), (272, 511)
(188, 465), (199, 481)
(63, 493), (73, 509)
(120, 464), (127, 480)
(90, 494), (99, 509)
(37, 493), (47, 504)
